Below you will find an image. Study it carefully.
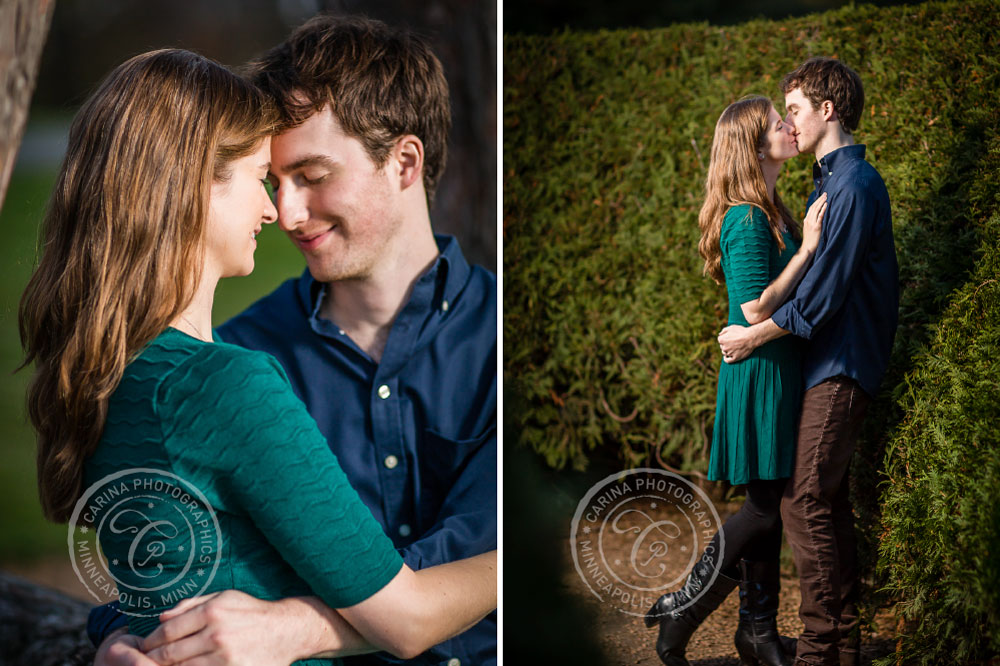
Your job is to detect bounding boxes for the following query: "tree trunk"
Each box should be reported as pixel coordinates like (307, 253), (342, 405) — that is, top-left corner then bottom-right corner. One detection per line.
(0, 0), (55, 212)
(0, 572), (95, 665)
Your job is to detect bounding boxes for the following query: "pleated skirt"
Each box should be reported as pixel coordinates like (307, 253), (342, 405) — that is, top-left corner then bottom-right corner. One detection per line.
(707, 337), (802, 485)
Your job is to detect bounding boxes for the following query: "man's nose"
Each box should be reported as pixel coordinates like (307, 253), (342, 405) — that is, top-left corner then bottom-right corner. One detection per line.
(276, 187), (308, 232)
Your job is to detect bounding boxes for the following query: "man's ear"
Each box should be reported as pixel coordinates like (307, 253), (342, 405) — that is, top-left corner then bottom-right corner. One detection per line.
(393, 135), (424, 191)
(821, 100), (837, 123)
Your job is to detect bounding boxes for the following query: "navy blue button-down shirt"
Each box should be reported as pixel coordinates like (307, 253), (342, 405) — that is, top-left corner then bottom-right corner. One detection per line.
(771, 144), (899, 397)
(86, 234), (497, 666)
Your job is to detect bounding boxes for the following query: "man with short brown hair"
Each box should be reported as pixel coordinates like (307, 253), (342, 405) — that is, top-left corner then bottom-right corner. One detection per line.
(719, 57), (899, 666)
(252, 14), (452, 205)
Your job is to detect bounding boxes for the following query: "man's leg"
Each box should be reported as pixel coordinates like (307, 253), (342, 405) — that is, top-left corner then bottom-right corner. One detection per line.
(832, 469), (861, 666)
(780, 377), (870, 666)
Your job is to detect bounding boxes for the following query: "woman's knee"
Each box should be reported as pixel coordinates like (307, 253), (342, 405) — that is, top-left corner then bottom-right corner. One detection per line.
(740, 497), (782, 533)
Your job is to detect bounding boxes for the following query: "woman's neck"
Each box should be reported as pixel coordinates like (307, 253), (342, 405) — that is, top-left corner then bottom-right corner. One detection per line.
(761, 159), (782, 203)
(170, 272), (218, 342)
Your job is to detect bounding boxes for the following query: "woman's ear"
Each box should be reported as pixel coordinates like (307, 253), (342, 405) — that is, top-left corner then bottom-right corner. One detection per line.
(394, 135), (424, 191)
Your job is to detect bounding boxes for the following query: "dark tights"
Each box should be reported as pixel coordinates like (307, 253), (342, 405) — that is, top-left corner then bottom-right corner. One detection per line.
(705, 479), (786, 578)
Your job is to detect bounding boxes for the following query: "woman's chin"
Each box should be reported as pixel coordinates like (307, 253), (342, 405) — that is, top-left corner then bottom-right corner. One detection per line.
(224, 262), (255, 279)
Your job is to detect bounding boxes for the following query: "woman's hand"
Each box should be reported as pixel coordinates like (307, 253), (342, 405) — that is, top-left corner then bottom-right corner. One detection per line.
(800, 192), (828, 255)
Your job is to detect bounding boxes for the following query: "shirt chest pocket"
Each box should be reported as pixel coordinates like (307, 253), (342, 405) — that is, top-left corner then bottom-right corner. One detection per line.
(416, 426), (495, 525)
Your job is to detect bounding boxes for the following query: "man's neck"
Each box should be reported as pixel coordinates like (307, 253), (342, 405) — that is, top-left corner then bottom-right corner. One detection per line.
(320, 230), (439, 363)
(814, 126), (855, 164)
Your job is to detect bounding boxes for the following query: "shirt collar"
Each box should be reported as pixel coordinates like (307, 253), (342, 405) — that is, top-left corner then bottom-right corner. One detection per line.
(814, 144), (867, 180)
(296, 233), (472, 318)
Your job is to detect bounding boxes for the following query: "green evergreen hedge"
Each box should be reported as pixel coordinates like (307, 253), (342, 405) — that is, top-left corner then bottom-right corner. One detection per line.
(504, 1), (1000, 661)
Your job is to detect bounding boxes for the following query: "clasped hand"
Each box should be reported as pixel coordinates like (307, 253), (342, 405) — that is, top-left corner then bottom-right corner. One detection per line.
(718, 324), (755, 363)
(95, 591), (299, 666)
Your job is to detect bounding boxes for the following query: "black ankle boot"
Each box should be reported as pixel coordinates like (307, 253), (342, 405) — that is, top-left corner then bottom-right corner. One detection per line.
(643, 559), (738, 666)
(733, 559), (792, 666)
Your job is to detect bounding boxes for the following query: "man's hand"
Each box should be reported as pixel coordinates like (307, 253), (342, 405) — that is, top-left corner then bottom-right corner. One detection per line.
(718, 324), (758, 363)
(142, 590), (305, 666)
(95, 627), (159, 666)
(719, 319), (789, 362)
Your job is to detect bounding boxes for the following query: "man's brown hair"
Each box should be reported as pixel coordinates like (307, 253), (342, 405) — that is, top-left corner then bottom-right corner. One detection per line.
(781, 57), (865, 134)
(248, 15), (451, 201)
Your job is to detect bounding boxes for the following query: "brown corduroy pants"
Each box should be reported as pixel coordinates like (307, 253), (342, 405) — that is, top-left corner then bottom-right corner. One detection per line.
(780, 376), (871, 666)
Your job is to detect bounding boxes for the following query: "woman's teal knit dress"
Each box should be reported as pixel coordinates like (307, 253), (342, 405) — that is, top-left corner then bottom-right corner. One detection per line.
(84, 328), (404, 665)
(708, 204), (802, 485)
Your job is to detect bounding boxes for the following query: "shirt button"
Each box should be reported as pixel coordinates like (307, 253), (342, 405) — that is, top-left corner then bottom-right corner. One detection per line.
(441, 300), (449, 312)
(447, 659), (461, 666)
(384, 455), (398, 469)
(338, 329), (345, 335)
(399, 524), (411, 537)
(377, 384), (391, 399)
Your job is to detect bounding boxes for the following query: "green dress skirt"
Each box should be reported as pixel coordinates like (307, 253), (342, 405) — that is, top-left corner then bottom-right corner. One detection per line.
(708, 204), (802, 485)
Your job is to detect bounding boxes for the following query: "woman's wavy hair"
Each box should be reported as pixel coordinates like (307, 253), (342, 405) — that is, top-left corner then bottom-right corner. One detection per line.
(20, 49), (276, 522)
(697, 95), (800, 285)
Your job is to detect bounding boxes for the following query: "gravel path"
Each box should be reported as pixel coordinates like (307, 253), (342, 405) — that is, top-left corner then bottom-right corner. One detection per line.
(563, 536), (894, 666)
(560, 517), (897, 666)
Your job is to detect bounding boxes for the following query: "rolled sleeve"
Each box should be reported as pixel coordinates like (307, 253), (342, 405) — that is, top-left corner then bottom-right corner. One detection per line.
(87, 600), (128, 647)
(772, 300), (815, 339)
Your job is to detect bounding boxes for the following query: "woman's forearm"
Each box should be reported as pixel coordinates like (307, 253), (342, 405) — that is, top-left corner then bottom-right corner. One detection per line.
(740, 247), (814, 324)
(338, 550), (498, 659)
(406, 551), (498, 644)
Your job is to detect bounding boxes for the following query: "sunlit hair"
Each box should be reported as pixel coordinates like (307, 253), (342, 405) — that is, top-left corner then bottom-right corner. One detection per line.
(698, 96), (800, 285)
(246, 14), (451, 202)
(781, 57), (864, 135)
(19, 49), (276, 522)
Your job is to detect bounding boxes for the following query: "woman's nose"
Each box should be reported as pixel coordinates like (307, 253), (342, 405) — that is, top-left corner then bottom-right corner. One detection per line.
(263, 190), (277, 224)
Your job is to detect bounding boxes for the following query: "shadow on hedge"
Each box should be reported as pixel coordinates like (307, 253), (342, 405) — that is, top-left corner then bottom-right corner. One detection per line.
(853, 100), (990, 626)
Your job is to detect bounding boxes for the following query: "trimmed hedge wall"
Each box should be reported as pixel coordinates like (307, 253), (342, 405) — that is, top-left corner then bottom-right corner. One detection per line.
(504, 1), (1000, 662)
(875, 130), (1000, 661)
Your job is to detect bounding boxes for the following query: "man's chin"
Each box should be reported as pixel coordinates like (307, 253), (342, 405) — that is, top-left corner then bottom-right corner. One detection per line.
(306, 260), (362, 284)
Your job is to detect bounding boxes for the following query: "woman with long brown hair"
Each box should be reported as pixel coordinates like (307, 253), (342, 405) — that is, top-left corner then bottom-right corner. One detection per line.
(644, 95), (827, 666)
(20, 49), (495, 663)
